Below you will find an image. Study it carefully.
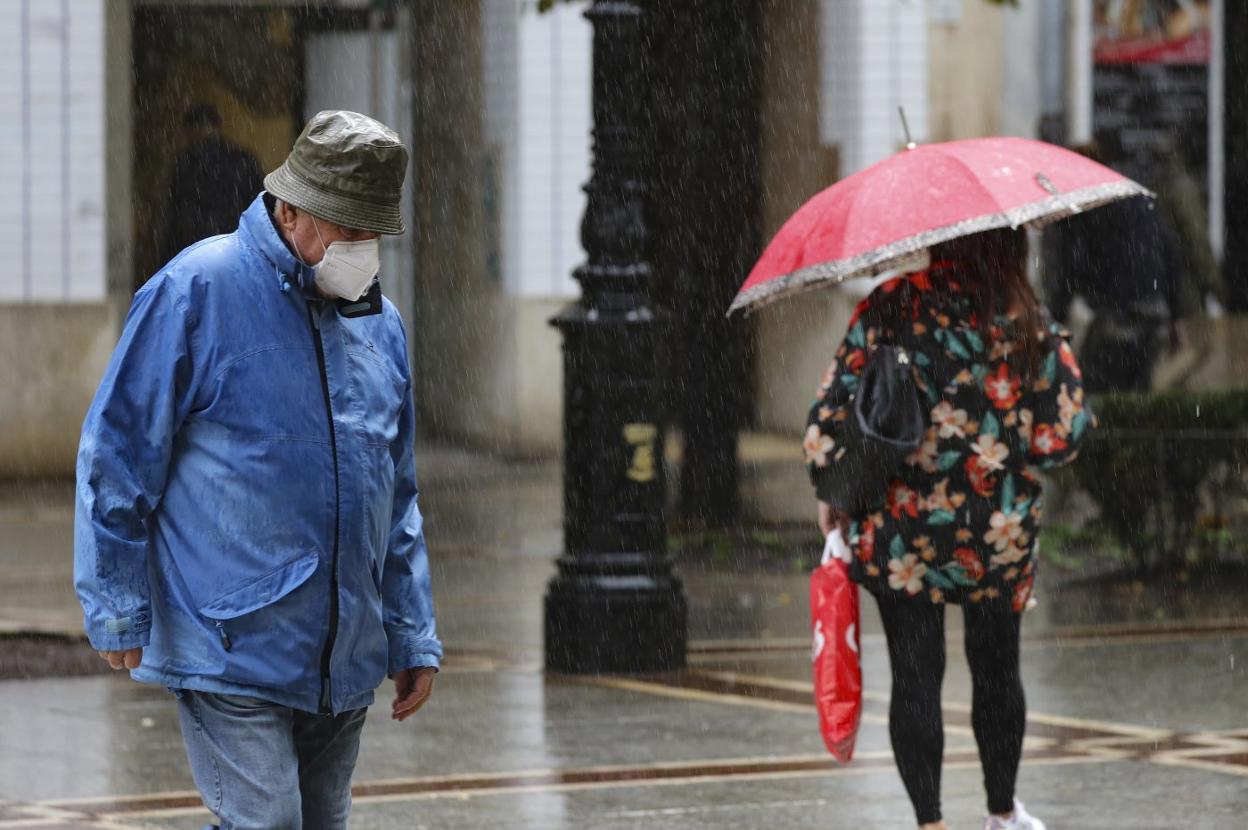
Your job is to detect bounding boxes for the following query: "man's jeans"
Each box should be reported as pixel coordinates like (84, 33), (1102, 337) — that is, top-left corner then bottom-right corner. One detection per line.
(174, 690), (367, 830)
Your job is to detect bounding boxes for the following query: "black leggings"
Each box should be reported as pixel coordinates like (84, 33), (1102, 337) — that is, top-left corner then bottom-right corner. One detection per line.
(876, 596), (1025, 825)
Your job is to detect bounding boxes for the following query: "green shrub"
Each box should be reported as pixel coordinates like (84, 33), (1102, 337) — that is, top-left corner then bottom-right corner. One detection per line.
(1075, 389), (1248, 572)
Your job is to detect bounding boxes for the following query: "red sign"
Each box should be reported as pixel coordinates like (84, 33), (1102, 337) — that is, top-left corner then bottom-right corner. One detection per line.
(1093, 0), (1212, 65)
(1095, 27), (1210, 65)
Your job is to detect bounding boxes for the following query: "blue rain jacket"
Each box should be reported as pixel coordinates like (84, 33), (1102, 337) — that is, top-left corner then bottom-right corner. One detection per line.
(74, 193), (441, 714)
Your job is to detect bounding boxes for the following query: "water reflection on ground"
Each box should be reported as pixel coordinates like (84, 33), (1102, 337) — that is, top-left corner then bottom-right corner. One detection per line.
(0, 444), (1244, 827)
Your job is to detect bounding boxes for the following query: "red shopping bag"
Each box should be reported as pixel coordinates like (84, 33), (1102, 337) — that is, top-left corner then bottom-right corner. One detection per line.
(810, 530), (862, 762)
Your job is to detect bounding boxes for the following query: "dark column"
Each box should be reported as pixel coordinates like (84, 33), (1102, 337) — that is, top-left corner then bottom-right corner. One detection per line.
(1225, 0), (1248, 311)
(545, 0), (686, 675)
(651, 0), (760, 525)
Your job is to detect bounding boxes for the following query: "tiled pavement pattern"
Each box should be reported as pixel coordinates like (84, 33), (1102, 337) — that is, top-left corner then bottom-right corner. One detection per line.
(2, 446), (1245, 828)
(2, 626), (1246, 829)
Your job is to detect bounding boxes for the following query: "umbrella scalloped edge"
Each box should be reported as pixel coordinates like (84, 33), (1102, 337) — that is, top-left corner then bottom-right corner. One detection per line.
(727, 179), (1153, 317)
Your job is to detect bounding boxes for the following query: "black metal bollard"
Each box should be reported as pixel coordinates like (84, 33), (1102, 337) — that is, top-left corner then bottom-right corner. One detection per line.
(545, 0), (687, 674)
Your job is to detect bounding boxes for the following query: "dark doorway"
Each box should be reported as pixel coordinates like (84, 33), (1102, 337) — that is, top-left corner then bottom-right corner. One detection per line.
(130, 4), (411, 290)
(131, 6), (303, 291)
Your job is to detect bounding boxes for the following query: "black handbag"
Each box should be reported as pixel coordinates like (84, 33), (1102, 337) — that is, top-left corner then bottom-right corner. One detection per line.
(814, 344), (926, 515)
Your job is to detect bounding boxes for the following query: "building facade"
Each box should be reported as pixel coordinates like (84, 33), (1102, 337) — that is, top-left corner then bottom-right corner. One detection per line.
(0, 0), (421, 475)
(2, 0), (1237, 480)
(0, 0), (121, 477)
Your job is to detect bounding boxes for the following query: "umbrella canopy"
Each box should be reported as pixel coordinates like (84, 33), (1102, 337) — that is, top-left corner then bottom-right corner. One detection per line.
(728, 137), (1151, 315)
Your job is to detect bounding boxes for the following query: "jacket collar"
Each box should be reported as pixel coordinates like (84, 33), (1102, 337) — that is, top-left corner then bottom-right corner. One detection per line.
(237, 192), (317, 293)
(236, 192), (384, 317)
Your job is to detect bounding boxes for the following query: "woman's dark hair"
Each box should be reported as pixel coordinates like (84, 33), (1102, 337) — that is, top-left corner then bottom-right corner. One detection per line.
(929, 228), (1045, 379)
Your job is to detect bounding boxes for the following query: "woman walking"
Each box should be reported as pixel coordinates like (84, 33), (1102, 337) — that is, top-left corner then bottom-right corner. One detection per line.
(805, 229), (1091, 830)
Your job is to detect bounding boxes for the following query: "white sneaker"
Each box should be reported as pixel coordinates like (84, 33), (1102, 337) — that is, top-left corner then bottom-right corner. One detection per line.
(983, 799), (1046, 830)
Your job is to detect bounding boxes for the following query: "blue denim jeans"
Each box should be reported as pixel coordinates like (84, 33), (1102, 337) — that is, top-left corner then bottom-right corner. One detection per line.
(174, 690), (367, 830)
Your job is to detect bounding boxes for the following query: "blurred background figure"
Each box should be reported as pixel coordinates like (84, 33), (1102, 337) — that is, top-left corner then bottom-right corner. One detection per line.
(161, 104), (264, 265)
(1151, 134), (1222, 315)
(1043, 143), (1197, 394)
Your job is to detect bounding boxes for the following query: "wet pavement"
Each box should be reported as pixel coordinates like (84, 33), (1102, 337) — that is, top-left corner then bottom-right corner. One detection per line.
(1, 440), (1246, 828)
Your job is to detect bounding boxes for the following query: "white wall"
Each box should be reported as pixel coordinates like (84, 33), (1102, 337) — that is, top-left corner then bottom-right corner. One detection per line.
(820, 0), (929, 176)
(305, 24), (418, 344)
(0, 0), (107, 303)
(1067, 0), (1094, 144)
(1000, 0), (1043, 139)
(484, 0), (591, 299)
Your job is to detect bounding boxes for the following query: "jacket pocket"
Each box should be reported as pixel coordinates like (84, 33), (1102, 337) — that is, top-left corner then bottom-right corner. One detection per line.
(197, 551), (319, 621)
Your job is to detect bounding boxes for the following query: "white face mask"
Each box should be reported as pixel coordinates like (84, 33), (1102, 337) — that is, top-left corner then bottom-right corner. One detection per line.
(310, 217), (380, 301)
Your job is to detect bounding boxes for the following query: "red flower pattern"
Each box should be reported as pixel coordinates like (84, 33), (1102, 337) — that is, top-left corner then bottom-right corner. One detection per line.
(855, 520), (876, 563)
(984, 363), (1022, 410)
(964, 455), (996, 498)
(954, 547), (986, 581)
(1030, 423), (1069, 456)
(804, 269), (1091, 611)
(1058, 340), (1082, 380)
(1012, 574), (1034, 612)
(887, 481), (920, 520)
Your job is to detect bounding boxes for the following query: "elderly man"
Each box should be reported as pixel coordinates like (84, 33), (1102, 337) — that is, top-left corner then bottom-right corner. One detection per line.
(75, 111), (440, 828)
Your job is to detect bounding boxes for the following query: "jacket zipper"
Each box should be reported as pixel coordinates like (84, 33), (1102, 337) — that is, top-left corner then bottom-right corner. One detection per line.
(214, 620), (232, 651)
(309, 305), (341, 714)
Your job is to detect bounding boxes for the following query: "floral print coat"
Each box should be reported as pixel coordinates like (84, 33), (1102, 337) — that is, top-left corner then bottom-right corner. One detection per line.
(805, 267), (1092, 612)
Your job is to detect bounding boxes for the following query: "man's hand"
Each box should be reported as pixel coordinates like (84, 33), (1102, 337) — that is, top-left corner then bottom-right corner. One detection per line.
(817, 500), (851, 538)
(98, 648), (143, 671)
(391, 666), (436, 722)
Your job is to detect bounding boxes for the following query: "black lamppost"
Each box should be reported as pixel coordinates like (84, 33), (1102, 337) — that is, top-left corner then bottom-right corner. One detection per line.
(545, 0), (687, 674)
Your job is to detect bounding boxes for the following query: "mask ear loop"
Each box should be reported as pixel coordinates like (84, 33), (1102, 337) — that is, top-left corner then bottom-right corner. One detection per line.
(281, 207), (315, 270)
(287, 212), (322, 295)
(311, 216), (329, 261)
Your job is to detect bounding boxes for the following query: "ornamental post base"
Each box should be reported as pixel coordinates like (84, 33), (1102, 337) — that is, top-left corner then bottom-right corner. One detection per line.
(545, 568), (687, 674)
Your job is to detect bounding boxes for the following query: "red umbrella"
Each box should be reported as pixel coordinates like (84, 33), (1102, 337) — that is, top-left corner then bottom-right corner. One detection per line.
(727, 136), (1150, 315)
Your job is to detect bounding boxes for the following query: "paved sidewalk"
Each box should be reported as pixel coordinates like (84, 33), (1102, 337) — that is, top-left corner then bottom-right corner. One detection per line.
(1, 441), (1245, 828)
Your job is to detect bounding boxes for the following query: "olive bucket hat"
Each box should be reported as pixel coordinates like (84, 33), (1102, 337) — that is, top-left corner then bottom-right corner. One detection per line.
(264, 110), (408, 235)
